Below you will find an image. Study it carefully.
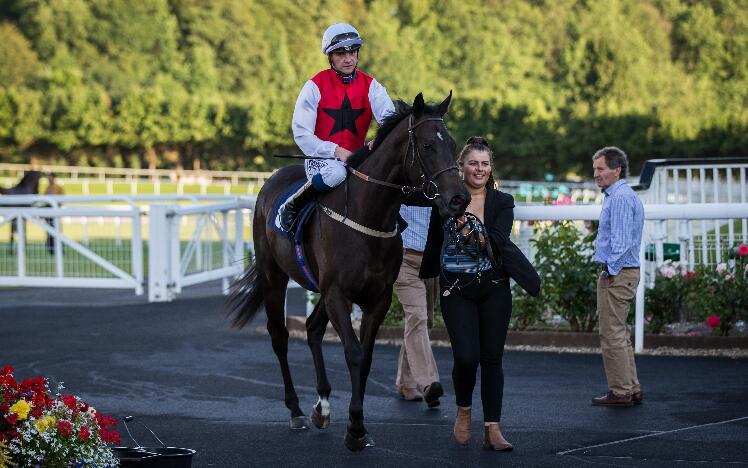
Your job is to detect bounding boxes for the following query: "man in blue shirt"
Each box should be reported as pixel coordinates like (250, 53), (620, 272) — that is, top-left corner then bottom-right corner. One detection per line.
(394, 205), (442, 407)
(591, 146), (644, 407)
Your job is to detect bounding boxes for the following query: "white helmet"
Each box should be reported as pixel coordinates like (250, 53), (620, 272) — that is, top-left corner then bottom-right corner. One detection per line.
(321, 23), (363, 55)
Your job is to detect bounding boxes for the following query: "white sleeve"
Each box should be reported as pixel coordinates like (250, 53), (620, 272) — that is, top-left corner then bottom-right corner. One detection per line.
(292, 80), (338, 158)
(369, 79), (395, 124)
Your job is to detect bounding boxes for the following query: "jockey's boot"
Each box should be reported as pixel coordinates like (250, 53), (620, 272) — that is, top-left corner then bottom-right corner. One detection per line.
(277, 179), (316, 232)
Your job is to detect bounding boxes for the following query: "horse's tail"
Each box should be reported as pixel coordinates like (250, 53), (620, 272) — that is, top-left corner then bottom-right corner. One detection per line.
(225, 261), (265, 329)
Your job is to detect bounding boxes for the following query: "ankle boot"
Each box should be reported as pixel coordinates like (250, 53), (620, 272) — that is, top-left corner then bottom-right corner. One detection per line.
(483, 422), (513, 451)
(453, 406), (471, 445)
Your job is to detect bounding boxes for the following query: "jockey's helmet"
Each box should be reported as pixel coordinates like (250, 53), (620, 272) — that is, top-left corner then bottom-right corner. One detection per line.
(321, 23), (363, 55)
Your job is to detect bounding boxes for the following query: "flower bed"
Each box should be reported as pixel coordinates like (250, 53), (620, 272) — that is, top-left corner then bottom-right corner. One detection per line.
(0, 366), (121, 467)
(646, 243), (748, 337)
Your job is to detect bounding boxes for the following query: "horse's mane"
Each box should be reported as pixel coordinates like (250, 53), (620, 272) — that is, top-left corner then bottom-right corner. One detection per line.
(348, 99), (441, 169)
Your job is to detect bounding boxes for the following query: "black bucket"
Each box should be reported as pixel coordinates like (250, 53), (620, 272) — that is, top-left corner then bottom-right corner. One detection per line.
(115, 416), (197, 468)
(112, 447), (161, 467)
(137, 447), (196, 468)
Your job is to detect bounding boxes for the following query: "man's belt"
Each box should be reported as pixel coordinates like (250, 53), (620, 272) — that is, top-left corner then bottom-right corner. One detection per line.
(403, 248), (423, 257)
(598, 264), (640, 272)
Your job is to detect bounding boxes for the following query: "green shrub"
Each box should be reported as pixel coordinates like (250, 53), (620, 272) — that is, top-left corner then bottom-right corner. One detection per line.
(515, 221), (599, 332)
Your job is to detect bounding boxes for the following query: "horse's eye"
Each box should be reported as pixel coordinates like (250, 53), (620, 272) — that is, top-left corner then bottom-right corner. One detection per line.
(423, 143), (433, 150)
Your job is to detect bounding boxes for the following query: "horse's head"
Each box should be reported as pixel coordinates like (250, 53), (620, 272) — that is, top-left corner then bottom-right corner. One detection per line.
(404, 92), (469, 219)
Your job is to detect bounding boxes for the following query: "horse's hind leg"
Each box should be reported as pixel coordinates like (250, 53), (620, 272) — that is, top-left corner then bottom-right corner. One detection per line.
(264, 271), (308, 430)
(306, 300), (332, 429)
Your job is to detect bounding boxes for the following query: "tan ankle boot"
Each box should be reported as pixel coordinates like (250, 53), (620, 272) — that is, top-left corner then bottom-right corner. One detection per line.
(453, 406), (471, 445)
(483, 422), (513, 451)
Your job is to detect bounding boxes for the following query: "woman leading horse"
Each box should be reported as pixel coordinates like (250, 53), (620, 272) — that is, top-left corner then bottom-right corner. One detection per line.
(226, 93), (468, 451)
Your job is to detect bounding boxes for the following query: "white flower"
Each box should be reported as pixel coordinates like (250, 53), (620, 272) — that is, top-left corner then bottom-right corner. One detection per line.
(661, 266), (676, 278)
(726, 274), (734, 281)
(716, 263), (727, 273)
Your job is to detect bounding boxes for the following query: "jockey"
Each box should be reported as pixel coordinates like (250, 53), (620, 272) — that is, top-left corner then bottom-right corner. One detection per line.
(277, 22), (395, 232)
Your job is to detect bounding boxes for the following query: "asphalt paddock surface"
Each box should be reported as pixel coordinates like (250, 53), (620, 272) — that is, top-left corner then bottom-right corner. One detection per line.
(2, 288), (747, 467)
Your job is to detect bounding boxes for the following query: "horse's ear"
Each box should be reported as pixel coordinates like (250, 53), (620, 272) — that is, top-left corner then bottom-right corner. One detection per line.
(438, 90), (452, 116)
(412, 92), (425, 119)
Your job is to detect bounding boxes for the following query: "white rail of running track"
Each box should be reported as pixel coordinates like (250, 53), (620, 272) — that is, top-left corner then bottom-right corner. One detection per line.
(1, 195), (745, 352)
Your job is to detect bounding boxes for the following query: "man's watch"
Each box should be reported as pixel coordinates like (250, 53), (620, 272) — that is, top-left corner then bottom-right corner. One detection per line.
(601, 270), (610, 279)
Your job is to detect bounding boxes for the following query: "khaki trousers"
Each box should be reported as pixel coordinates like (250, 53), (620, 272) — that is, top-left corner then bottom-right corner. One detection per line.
(597, 268), (641, 396)
(395, 252), (440, 390)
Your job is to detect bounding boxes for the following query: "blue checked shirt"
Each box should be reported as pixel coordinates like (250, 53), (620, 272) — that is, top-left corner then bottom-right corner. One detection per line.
(399, 205), (431, 252)
(593, 179), (644, 276)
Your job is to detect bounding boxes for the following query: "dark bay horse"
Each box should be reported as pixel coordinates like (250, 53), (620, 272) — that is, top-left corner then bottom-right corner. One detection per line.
(0, 171), (41, 253)
(227, 93), (468, 451)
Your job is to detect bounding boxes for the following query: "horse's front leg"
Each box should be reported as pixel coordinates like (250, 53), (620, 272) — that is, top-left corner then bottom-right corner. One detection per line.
(306, 300), (332, 429)
(323, 290), (370, 451)
(358, 287), (393, 400)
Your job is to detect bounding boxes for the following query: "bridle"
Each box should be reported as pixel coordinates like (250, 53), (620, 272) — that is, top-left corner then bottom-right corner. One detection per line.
(347, 115), (459, 200)
(320, 114), (460, 238)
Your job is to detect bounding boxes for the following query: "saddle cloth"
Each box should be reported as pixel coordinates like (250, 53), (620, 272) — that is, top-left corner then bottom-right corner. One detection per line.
(268, 180), (320, 292)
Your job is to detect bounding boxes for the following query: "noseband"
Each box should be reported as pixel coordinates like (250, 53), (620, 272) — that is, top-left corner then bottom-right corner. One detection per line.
(347, 115), (459, 200)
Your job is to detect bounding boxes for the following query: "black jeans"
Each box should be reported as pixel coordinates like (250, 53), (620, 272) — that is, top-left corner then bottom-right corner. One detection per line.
(440, 269), (511, 422)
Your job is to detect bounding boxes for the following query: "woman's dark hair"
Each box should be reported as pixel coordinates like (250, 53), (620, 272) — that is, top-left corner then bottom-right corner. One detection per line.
(458, 136), (496, 189)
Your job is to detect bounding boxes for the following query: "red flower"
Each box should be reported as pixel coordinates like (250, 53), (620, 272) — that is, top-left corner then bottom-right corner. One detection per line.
(31, 407), (43, 418)
(78, 426), (91, 440)
(57, 420), (73, 436)
(706, 314), (721, 329)
(62, 395), (78, 411)
(5, 413), (18, 426)
(738, 244), (748, 257)
(99, 428), (122, 445)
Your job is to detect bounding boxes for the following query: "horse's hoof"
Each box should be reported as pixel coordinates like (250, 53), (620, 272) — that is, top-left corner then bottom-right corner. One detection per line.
(289, 416), (309, 430)
(344, 432), (374, 451)
(311, 405), (330, 429)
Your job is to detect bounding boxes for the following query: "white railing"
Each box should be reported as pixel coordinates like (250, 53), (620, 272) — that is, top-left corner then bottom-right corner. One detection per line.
(147, 200), (252, 302)
(0, 195), (254, 301)
(634, 158), (748, 268)
(1, 163), (598, 202)
(0, 200), (144, 293)
(514, 203), (748, 352)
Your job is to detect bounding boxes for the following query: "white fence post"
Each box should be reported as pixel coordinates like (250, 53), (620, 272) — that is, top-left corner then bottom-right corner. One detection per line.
(132, 208), (144, 295)
(148, 204), (174, 302)
(635, 242), (645, 353)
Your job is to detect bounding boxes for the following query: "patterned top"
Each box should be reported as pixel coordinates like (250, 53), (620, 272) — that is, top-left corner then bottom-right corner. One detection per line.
(441, 214), (493, 274)
(400, 205), (431, 252)
(593, 179), (644, 276)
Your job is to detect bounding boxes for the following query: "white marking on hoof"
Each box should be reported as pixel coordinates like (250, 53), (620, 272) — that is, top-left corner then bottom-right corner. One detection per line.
(316, 396), (330, 416)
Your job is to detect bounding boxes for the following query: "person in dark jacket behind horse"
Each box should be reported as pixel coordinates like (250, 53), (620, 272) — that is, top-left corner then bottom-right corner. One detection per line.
(419, 136), (539, 451)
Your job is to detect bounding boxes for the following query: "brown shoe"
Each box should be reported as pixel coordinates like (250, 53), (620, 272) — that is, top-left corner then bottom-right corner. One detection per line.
(592, 391), (634, 406)
(397, 387), (423, 401)
(453, 406), (471, 445)
(632, 391), (643, 405)
(423, 382), (443, 408)
(483, 423), (513, 451)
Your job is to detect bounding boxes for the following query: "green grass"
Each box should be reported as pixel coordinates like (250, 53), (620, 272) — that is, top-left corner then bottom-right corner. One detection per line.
(0, 238), (232, 278)
(49, 181), (258, 196)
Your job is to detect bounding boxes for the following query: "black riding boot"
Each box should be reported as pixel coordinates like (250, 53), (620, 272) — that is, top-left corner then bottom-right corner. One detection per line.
(277, 180), (316, 232)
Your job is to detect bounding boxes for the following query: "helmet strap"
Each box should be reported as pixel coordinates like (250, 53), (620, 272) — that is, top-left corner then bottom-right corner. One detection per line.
(328, 53), (359, 84)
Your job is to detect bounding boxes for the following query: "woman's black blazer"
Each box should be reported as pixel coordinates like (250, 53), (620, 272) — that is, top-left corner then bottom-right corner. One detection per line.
(418, 187), (541, 296)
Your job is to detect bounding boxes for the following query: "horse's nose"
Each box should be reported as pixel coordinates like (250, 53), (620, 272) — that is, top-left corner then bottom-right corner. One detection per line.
(448, 193), (469, 213)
